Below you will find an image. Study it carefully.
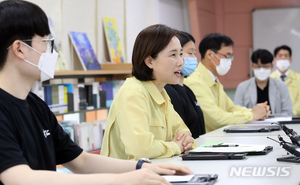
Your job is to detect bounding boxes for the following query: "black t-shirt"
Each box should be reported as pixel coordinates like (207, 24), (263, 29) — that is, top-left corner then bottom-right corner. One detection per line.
(0, 89), (83, 185)
(256, 81), (272, 112)
(165, 84), (206, 138)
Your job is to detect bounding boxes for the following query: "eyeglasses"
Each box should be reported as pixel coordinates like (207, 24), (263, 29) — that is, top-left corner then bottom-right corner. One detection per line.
(216, 52), (235, 61)
(22, 38), (55, 53)
(7, 38), (55, 53)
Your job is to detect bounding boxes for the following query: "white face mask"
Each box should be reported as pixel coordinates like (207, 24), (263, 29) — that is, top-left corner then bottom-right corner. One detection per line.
(276, 59), (290, 72)
(22, 42), (58, 82)
(253, 68), (271, 81)
(211, 53), (232, 76)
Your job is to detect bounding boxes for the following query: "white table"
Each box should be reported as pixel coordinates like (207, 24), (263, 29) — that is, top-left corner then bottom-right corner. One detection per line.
(152, 134), (300, 184)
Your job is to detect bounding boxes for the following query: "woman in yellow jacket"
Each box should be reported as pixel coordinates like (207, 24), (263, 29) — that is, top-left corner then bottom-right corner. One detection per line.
(101, 24), (196, 160)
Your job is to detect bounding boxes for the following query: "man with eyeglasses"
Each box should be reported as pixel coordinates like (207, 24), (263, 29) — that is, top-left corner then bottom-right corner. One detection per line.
(185, 33), (270, 132)
(234, 49), (293, 116)
(0, 1), (193, 185)
(270, 45), (300, 116)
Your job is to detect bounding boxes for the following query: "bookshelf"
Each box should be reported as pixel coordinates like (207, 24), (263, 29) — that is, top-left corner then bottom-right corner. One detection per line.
(54, 63), (132, 80)
(48, 63), (131, 116)
(43, 63), (131, 152)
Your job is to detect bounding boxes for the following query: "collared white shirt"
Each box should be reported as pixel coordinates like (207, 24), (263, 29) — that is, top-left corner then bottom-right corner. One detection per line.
(277, 69), (290, 77)
(207, 69), (218, 82)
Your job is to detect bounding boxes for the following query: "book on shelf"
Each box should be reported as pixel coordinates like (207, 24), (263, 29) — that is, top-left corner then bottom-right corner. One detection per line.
(78, 84), (88, 110)
(43, 85), (52, 105)
(76, 120), (105, 151)
(59, 114), (106, 151)
(92, 82), (100, 109)
(73, 84), (79, 111)
(68, 31), (102, 70)
(103, 17), (125, 64)
(40, 80), (124, 115)
(99, 90), (107, 108)
(100, 80), (125, 107)
(85, 84), (94, 110)
(100, 81), (114, 107)
(59, 120), (78, 142)
(44, 84), (68, 114)
(61, 84), (75, 112)
(58, 109), (109, 152)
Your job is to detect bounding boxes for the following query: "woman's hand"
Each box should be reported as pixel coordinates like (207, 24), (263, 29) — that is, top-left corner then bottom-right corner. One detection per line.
(171, 130), (195, 153)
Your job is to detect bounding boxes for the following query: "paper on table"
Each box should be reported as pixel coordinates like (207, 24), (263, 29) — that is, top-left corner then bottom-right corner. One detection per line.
(162, 175), (194, 182)
(189, 143), (267, 153)
(246, 117), (292, 124)
(264, 117), (292, 122)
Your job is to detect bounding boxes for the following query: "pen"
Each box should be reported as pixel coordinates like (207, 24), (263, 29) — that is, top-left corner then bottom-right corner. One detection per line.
(205, 144), (239, 147)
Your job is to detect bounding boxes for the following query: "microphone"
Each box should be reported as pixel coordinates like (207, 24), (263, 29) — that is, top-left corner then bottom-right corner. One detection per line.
(278, 123), (300, 147)
(267, 135), (300, 157)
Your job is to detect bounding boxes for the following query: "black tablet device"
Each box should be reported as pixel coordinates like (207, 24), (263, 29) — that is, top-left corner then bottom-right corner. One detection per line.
(223, 125), (280, 133)
(278, 120), (300, 124)
(181, 153), (246, 160)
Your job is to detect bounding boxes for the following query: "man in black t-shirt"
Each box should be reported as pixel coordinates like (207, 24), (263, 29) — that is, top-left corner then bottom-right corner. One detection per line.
(0, 1), (193, 185)
(234, 49), (293, 116)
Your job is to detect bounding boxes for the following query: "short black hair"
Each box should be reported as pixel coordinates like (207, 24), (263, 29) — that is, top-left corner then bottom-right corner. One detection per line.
(251, 49), (273, 64)
(0, 0), (50, 70)
(273, 45), (292, 57)
(199, 33), (233, 59)
(178, 31), (195, 47)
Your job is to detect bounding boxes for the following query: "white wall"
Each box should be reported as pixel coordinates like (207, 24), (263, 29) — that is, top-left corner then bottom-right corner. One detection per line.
(31, 0), (62, 41)
(159, 0), (191, 32)
(125, 0), (160, 64)
(97, 0), (125, 63)
(7, 0), (191, 68)
(253, 7), (300, 73)
(125, 0), (191, 63)
(62, 0), (97, 69)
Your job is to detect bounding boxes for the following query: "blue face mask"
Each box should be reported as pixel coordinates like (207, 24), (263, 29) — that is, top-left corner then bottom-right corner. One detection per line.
(181, 57), (198, 77)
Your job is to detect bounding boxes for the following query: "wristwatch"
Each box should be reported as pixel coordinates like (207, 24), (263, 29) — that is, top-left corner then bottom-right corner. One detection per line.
(136, 158), (152, 170)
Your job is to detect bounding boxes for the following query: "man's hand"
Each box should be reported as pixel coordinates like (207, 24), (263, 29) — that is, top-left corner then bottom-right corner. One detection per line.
(252, 101), (271, 120)
(115, 162), (194, 185)
(116, 168), (171, 185)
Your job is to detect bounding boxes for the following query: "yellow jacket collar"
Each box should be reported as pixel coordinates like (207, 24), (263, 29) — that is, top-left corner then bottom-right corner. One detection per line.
(143, 80), (168, 105)
(198, 62), (217, 87)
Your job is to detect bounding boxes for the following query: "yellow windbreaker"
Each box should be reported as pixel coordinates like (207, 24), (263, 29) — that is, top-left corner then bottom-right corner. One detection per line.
(270, 69), (300, 116)
(101, 77), (196, 160)
(184, 62), (253, 132)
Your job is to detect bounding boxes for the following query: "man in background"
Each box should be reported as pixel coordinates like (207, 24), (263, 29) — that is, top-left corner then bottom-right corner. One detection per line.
(234, 49), (292, 116)
(270, 45), (300, 116)
(184, 33), (270, 132)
